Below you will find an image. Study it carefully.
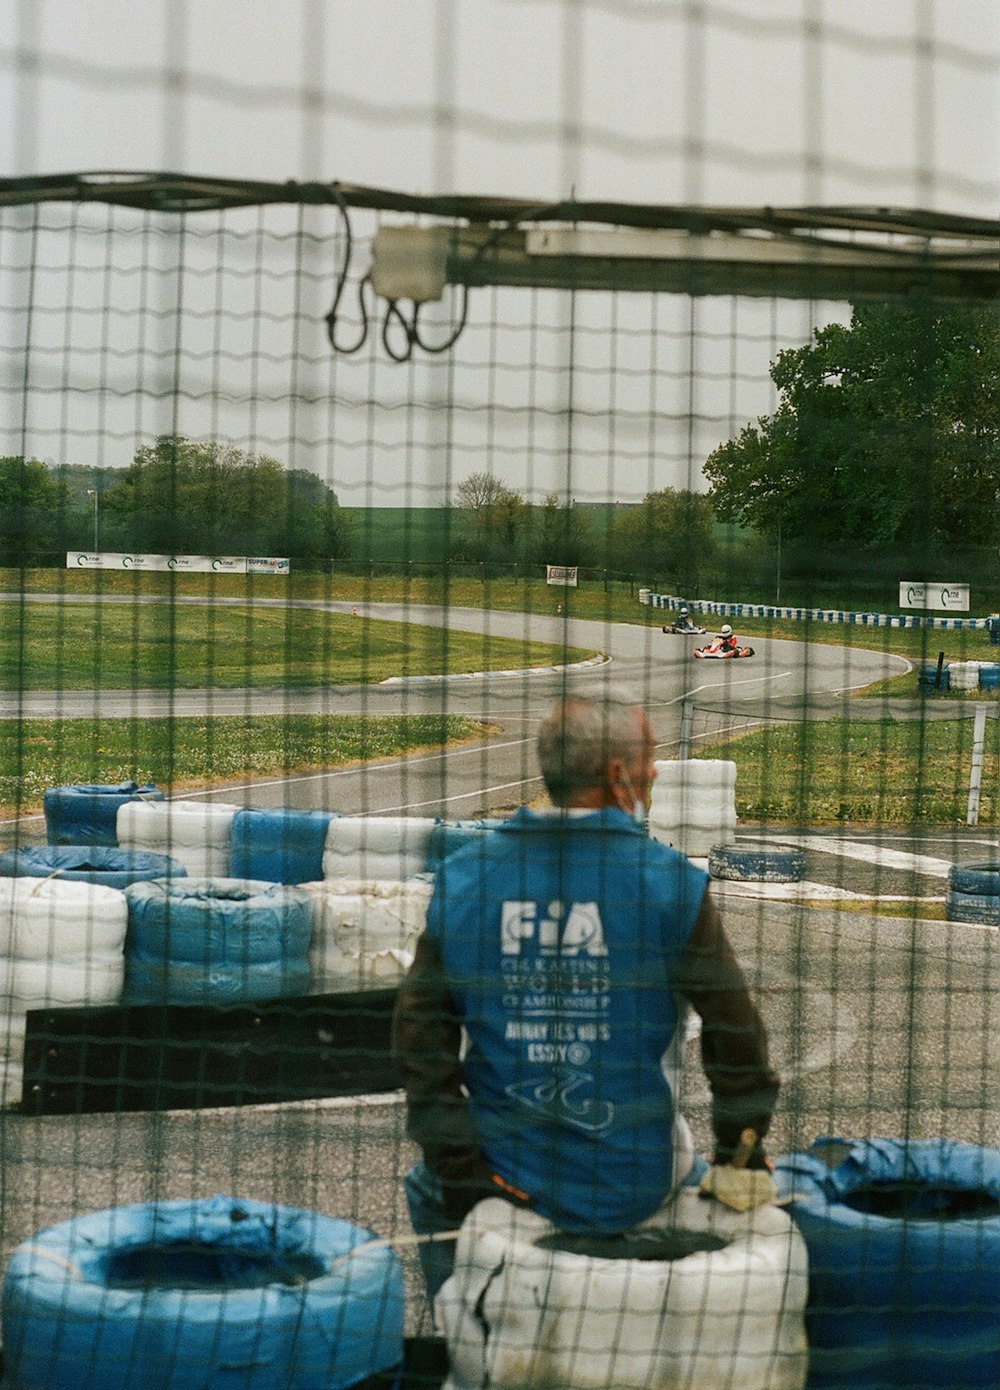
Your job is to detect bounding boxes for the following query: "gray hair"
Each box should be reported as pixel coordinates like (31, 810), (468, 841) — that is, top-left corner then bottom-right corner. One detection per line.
(536, 695), (646, 803)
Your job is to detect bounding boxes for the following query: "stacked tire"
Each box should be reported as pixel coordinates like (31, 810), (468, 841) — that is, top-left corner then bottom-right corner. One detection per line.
(648, 759), (737, 858)
(228, 807), (336, 884)
(322, 816), (437, 881)
(437, 1193), (809, 1390)
(44, 782), (163, 847)
(0, 877), (128, 1105)
(124, 878), (313, 1004)
(774, 1138), (1000, 1388)
(117, 800), (241, 878)
(708, 844), (805, 884)
(302, 878), (434, 992)
(946, 861), (1000, 926)
(0, 845), (187, 890)
(1, 1194), (405, 1390)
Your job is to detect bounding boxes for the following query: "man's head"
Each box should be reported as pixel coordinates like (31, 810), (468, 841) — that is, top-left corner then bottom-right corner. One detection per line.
(536, 695), (657, 812)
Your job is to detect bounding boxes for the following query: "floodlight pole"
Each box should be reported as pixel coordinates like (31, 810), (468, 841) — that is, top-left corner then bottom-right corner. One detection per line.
(87, 488), (99, 553)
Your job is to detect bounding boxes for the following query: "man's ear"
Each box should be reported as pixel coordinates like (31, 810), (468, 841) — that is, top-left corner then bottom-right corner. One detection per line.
(605, 758), (630, 811)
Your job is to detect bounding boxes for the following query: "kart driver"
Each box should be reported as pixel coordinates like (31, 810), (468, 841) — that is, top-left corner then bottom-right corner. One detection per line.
(717, 624), (738, 653)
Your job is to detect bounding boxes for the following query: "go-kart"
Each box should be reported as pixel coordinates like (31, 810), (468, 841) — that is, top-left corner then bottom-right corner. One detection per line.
(693, 638), (755, 659)
(662, 620), (706, 635)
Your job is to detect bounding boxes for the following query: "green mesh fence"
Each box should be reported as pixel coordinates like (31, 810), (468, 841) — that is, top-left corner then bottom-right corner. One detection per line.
(0, 3), (999, 1386)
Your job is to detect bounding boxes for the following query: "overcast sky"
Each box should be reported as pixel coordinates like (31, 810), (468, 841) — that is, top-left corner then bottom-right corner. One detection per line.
(1, 1), (997, 505)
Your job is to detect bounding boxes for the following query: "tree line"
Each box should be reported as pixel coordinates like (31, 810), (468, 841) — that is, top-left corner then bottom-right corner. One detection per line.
(2, 303), (995, 593)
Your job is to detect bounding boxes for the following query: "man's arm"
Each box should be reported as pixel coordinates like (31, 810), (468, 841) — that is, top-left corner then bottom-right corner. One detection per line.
(391, 932), (495, 1215)
(674, 889), (780, 1164)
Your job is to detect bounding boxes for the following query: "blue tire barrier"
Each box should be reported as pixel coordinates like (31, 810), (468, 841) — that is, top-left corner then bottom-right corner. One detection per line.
(949, 861), (1000, 896)
(44, 782), (164, 847)
(1, 1193), (405, 1390)
(124, 878), (314, 1004)
(774, 1137), (1000, 1388)
(0, 845), (187, 891)
(229, 808), (336, 885)
(917, 666), (951, 692)
(424, 819), (505, 870)
(979, 663), (1000, 691)
(708, 844), (805, 883)
(945, 889), (1000, 926)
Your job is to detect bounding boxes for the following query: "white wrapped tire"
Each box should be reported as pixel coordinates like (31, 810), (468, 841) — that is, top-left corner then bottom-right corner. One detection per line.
(437, 1193), (808, 1390)
(302, 878), (432, 991)
(3, 956), (125, 1008)
(0, 878), (128, 961)
(116, 800), (241, 879)
(321, 817), (436, 882)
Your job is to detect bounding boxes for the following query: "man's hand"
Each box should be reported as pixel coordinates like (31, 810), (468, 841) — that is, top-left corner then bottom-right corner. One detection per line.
(698, 1127), (779, 1212)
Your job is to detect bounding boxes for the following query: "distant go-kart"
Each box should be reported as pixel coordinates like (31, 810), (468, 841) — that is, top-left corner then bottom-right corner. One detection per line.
(693, 637), (755, 659)
(662, 620), (707, 635)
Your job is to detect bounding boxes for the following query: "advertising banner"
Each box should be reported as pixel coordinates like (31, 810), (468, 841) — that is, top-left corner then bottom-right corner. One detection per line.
(899, 582), (970, 612)
(545, 564), (578, 587)
(67, 553), (289, 574)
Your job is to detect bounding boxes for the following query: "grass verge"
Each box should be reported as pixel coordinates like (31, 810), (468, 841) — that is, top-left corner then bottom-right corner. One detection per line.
(697, 716), (1000, 827)
(0, 714), (488, 819)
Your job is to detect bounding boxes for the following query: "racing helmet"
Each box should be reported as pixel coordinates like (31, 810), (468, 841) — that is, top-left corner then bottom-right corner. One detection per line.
(720, 624), (733, 636)
(679, 607), (689, 616)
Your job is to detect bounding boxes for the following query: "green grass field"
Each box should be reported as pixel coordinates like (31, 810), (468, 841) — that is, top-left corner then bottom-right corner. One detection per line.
(2, 713), (486, 814)
(2, 568), (995, 827)
(0, 598), (590, 690)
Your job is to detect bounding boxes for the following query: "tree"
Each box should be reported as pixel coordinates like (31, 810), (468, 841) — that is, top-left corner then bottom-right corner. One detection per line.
(611, 488), (715, 584)
(704, 303), (1000, 554)
(0, 456), (67, 563)
(101, 437), (349, 564)
(529, 494), (594, 567)
(453, 471), (527, 562)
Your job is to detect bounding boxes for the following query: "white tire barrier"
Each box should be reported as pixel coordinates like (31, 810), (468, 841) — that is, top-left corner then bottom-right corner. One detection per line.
(1, 1194), (405, 1390)
(708, 845), (805, 883)
(0, 878), (129, 962)
(947, 660), (983, 691)
(322, 816), (437, 882)
(774, 1137), (1000, 1388)
(116, 800), (241, 879)
(437, 1193), (808, 1390)
(124, 878), (313, 1005)
(302, 878), (433, 991)
(648, 759), (737, 858)
(0, 877), (129, 1106)
(43, 781), (164, 847)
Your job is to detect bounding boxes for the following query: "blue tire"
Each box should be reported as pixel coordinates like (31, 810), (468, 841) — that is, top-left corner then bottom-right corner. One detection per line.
(229, 808), (336, 885)
(125, 955), (312, 1005)
(774, 1138), (1000, 1388)
(0, 845), (186, 890)
(948, 861), (1000, 896)
(945, 890), (1000, 925)
(43, 782), (164, 847)
(708, 845), (804, 883)
(125, 879), (313, 965)
(1, 1194), (404, 1390)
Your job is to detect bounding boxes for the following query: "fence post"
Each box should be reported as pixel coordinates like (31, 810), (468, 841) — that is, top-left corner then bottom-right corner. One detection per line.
(967, 703), (989, 826)
(678, 698), (694, 761)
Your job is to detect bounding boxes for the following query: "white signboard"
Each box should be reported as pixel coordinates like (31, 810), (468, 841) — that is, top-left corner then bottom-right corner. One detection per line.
(899, 581), (969, 612)
(67, 553), (289, 575)
(546, 564), (578, 587)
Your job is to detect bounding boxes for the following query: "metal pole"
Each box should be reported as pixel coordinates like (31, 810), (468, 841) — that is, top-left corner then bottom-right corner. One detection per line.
(967, 703), (988, 826)
(678, 698), (695, 761)
(87, 488), (99, 553)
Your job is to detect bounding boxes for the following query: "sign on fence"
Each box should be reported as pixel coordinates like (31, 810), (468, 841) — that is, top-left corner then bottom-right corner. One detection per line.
(546, 564), (578, 587)
(899, 582), (969, 612)
(67, 553), (290, 575)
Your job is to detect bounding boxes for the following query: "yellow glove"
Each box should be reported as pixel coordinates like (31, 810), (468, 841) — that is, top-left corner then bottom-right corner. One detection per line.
(698, 1164), (779, 1212)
